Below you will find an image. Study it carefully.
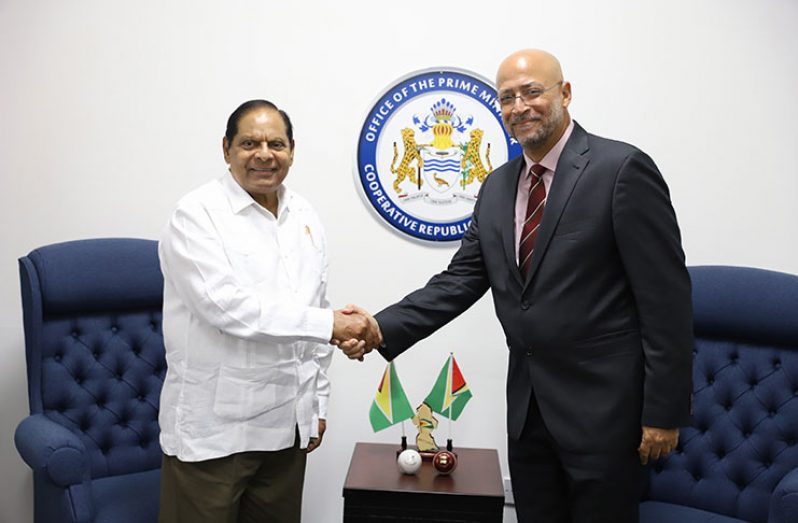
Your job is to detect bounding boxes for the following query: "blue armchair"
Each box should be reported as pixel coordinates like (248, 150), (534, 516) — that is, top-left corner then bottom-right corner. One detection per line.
(641, 266), (798, 523)
(15, 238), (166, 523)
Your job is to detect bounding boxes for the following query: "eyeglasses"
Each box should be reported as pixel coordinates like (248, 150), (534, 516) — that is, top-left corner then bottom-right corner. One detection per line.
(498, 81), (563, 108)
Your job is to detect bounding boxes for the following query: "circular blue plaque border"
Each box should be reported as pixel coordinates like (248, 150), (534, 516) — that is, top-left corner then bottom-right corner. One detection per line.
(356, 68), (522, 242)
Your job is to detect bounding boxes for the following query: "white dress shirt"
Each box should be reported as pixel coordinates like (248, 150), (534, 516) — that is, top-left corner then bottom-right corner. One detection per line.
(158, 173), (334, 462)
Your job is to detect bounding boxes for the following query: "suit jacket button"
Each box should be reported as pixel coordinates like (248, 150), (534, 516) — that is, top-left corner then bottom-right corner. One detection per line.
(526, 349), (533, 356)
(521, 301), (530, 310)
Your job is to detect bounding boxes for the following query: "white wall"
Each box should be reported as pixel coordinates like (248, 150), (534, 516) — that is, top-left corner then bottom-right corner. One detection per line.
(1, 1), (796, 521)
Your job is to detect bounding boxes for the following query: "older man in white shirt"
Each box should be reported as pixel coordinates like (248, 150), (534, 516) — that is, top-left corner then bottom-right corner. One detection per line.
(157, 100), (377, 523)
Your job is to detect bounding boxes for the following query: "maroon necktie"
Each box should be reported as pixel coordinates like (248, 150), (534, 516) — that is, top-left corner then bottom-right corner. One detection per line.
(518, 164), (547, 277)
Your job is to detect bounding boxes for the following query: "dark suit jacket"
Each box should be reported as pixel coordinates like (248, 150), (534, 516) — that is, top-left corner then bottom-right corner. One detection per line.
(375, 122), (693, 453)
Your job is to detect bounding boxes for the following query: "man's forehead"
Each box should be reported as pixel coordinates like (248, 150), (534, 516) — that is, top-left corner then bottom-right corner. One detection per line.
(497, 79), (546, 93)
(237, 113), (288, 138)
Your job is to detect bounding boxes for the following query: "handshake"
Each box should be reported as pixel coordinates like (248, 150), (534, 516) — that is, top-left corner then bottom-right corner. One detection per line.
(331, 305), (382, 361)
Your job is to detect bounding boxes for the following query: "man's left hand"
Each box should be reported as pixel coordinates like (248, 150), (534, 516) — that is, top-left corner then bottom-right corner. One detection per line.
(638, 426), (679, 464)
(307, 419), (326, 453)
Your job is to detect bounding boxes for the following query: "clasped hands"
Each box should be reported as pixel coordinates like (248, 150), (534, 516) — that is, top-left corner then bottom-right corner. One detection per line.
(331, 304), (382, 361)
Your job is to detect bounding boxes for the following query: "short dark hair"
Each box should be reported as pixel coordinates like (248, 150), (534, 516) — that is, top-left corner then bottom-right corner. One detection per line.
(224, 100), (293, 143)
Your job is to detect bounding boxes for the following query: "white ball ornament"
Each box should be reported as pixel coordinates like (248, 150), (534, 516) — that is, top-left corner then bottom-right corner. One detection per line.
(396, 449), (422, 475)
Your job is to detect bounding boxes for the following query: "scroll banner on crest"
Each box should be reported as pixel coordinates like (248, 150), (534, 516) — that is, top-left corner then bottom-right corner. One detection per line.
(356, 68), (522, 243)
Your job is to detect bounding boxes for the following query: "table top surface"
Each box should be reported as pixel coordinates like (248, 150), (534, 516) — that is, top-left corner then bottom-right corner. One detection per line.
(343, 442), (505, 498)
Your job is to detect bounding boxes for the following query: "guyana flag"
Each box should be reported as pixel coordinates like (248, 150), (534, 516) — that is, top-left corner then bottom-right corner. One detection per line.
(369, 362), (414, 432)
(423, 353), (473, 421)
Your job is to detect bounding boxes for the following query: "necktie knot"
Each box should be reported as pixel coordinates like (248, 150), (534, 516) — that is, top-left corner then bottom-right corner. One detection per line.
(530, 163), (546, 179)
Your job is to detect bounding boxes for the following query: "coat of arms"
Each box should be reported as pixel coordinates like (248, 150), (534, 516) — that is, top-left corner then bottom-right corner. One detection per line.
(356, 68), (521, 242)
(390, 98), (492, 203)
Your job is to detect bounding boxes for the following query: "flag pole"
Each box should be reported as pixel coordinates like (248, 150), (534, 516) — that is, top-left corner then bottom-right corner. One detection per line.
(447, 409), (453, 451)
(448, 352), (454, 451)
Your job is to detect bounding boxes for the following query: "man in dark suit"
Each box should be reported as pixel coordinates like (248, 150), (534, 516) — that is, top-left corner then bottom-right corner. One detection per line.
(340, 49), (693, 523)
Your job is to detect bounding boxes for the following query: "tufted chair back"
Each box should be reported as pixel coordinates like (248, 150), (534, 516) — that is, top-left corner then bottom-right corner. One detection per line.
(15, 238), (166, 523)
(643, 266), (798, 523)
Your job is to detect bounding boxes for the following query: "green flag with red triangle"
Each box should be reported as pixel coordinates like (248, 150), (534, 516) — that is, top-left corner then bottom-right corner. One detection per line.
(423, 353), (473, 421)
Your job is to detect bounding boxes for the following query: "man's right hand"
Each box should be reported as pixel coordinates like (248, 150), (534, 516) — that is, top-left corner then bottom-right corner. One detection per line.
(331, 304), (382, 360)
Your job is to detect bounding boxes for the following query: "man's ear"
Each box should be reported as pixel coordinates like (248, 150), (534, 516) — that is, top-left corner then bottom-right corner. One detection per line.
(222, 137), (231, 163)
(561, 81), (572, 108)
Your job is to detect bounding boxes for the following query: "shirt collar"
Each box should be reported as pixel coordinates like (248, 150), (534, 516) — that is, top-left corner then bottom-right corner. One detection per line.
(523, 119), (575, 176)
(221, 172), (291, 217)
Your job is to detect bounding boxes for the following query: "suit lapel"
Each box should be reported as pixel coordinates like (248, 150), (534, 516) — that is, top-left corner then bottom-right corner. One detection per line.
(523, 123), (591, 289)
(500, 156), (527, 288)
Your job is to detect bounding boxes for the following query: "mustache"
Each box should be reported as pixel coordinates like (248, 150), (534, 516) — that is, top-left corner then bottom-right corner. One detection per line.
(510, 113), (542, 125)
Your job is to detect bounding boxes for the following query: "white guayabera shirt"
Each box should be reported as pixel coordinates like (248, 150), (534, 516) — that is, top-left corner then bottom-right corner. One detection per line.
(158, 173), (334, 462)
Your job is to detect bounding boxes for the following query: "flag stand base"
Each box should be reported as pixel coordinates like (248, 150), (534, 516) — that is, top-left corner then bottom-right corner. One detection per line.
(396, 440), (458, 461)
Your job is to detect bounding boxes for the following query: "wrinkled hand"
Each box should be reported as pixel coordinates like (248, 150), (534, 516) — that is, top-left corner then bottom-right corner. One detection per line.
(307, 419), (326, 453)
(331, 306), (371, 344)
(331, 304), (382, 361)
(638, 426), (679, 464)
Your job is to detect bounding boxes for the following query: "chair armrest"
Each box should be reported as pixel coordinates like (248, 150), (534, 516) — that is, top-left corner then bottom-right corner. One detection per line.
(769, 468), (798, 523)
(15, 414), (89, 487)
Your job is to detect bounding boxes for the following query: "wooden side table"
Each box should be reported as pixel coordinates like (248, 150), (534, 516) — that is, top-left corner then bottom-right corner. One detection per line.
(342, 442), (505, 522)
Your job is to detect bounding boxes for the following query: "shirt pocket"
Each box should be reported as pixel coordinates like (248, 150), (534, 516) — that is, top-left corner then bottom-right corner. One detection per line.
(213, 363), (297, 421)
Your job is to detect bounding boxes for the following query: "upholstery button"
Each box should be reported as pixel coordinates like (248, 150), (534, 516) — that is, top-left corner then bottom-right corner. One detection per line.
(730, 355), (738, 363)
(773, 359), (781, 369)
(769, 410), (777, 417)
(72, 331), (79, 338)
(54, 354), (62, 362)
(744, 431), (751, 438)
(111, 326), (118, 333)
(138, 395), (145, 402)
(521, 301), (530, 310)
(525, 349), (533, 356)
(717, 450), (725, 459)
(724, 403), (732, 411)
(707, 376), (714, 385)
(93, 351), (100, 359)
